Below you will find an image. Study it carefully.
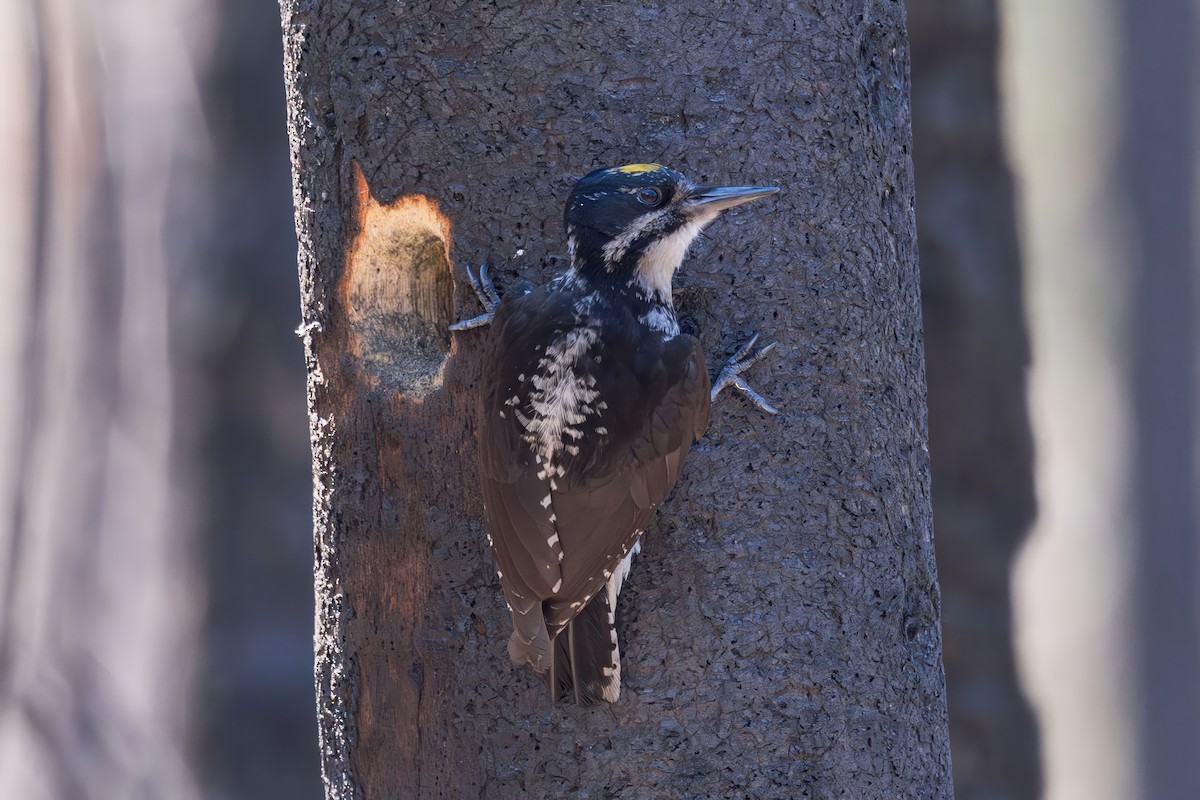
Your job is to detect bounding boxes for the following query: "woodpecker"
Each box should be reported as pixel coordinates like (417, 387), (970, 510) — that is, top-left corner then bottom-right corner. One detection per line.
(453, 164), (778, 704)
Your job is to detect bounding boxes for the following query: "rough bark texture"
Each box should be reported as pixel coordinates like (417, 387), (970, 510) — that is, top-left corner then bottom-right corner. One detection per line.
(0, 0), (201, 796)
(907, 2), (1041, 798)
(280, 1), (951, 798)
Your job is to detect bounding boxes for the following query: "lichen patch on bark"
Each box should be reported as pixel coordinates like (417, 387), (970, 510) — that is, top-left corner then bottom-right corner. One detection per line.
(342, 162), (455, 396)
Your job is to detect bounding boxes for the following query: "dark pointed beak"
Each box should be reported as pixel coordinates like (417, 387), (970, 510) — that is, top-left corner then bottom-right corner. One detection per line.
(684, 185), (780, 215)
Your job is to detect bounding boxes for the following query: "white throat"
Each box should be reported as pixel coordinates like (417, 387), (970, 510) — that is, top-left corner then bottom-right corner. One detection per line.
(634, 220), (704, 303)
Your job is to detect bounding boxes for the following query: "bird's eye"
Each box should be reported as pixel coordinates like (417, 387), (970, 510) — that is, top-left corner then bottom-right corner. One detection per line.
(636, 187), (663, 206)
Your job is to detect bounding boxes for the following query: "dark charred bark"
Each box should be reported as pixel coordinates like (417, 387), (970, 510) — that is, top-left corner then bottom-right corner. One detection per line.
(280, 1), (952, 797)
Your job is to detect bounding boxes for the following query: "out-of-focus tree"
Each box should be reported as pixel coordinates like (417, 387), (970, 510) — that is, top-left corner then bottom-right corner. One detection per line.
(1007, 0), (1200, 798)
(0, 0), (206, 796)
(187, 0), (317, 797)
(907, 1), (1042, 798)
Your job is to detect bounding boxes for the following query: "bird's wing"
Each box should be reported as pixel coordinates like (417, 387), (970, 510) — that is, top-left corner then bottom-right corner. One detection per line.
(478, 286), (573, 665)
(479, 285), (711, 642)
(542, 333), (710, 633)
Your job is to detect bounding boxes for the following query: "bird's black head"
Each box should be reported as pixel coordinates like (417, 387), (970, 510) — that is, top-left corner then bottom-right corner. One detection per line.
(564, 164), (778, 303)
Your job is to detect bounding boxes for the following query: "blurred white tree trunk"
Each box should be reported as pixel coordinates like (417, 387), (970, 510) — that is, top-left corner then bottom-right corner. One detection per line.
(0, 1), (206, 797)
(1005, 0), (1200, 798)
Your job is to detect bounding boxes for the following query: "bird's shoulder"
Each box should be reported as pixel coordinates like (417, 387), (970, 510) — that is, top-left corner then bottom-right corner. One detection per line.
(482, 276), (709, 484)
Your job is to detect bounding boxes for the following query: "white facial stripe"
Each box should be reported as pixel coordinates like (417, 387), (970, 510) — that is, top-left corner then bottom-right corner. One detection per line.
(601, 209), (668, 266)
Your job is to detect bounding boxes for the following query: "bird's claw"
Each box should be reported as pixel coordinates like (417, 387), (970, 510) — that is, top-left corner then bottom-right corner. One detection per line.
(711, 333), (780, 415)
(449, 263), (501, 331)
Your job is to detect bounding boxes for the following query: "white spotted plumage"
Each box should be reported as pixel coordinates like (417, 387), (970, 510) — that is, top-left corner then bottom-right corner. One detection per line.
(518, 326), (601, 474)
(597, 539), (641, 701)
(640, 305), (681, 337)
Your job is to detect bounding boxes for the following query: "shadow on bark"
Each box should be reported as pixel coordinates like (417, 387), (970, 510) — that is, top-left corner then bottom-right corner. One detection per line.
(907, 2), (1043, 798)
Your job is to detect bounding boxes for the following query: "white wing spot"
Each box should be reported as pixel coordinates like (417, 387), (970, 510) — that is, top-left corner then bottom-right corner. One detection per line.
(552, 579), (562, 592)
(540, 494), (552, 508)
(547, 532), (560, 548)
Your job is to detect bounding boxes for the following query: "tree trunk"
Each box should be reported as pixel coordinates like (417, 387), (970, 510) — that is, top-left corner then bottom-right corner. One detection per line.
(280, 1), (952, 797)
(0, 1), (203, 797)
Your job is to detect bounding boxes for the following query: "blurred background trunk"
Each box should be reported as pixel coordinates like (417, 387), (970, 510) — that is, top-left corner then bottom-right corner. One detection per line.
(188, 1), (316, 796)
(0, 1), (315, 798)
(908, 1), (1042, 797)
(1006, 0), (1200, 798)
(0, 1), (203, 796)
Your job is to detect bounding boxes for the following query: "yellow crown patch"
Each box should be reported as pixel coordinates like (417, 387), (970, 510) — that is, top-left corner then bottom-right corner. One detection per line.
(613, 163), (664, 174)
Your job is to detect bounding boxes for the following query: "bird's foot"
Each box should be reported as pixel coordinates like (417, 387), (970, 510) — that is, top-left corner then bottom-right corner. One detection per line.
(449, 263), (502, 331)
(711, 333), (780, 415)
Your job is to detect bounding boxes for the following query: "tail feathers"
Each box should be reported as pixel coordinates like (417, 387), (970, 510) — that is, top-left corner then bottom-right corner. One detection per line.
(508, 605), (551, 672)
(547, 590), (621, 705)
